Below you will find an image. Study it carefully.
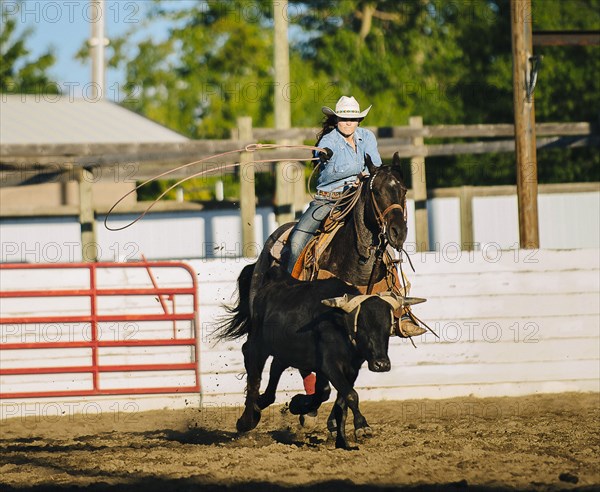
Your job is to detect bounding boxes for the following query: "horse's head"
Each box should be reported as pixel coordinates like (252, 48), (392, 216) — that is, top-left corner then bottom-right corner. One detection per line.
(363, 152), (408, 251)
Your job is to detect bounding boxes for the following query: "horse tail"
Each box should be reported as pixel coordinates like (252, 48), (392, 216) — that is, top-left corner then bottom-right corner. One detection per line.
(215, 263), (255, 341)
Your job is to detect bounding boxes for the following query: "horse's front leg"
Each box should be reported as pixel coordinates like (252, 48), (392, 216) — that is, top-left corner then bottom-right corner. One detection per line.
(314, 372), (332, 405)
(237, 339), (268, 433)
(257, 358), (286, 410)
(290, 371), (331, 415)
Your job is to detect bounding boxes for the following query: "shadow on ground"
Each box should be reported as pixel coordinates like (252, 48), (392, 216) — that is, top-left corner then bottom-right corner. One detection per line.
(1, 481), (597, 492)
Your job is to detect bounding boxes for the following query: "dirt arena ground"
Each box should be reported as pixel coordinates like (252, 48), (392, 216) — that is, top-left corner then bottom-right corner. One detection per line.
(0, 392), (598, 492)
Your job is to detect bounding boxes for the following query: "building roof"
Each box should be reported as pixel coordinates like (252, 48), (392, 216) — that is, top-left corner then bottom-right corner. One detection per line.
(0, 95), (188, 144)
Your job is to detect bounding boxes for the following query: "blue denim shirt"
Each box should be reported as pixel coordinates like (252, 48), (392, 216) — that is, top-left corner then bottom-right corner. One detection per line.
(315, 127), (382, 192)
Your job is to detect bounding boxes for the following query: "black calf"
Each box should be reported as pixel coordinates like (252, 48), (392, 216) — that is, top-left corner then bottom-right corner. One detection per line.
(219, 266), (399, 449)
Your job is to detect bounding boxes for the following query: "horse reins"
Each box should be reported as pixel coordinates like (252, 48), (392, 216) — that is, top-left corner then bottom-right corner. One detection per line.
(314, 169), (408, 295)
(363, 171), (408, 294)
(367, 170), (408, 233)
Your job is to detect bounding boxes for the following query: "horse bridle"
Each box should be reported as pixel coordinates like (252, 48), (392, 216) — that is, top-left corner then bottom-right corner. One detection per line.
(360, 169), (408, 295)
(367, 170), (407, 244)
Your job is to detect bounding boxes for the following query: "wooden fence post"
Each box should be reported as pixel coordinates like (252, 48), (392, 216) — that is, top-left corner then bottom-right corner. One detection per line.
(511, 0), (540, 248)
(77, 168), (97, 262)
(237, 117), (257, 258)
(459, 185), (474, 250)
(409, 116), (429, 251)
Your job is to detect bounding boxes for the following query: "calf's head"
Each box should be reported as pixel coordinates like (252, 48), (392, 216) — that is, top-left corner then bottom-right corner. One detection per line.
(322, 293), (401, 372)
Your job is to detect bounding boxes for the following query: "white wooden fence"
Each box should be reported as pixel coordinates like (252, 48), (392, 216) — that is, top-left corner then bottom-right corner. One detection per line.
(3, 247), (596, 419)
(194, 249), (599, 405)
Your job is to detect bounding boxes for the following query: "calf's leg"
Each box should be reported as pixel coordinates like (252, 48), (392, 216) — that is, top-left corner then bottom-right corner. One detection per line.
(257, 358), (286, 410)
(237, 340), (269, 433)
(326, 384), (371, 439)
(349, 390), (372, 439)
(332, 389), (366, 449)
(332, 393), (355, 450)
(323, 364), (359, 450)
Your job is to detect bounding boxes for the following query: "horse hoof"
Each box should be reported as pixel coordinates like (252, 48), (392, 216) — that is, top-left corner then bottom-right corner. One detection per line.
(299, 411), (318, 431)
(236, 418), (252, 433)
(355, 426), (373, 439)
(335, 439), (359, 451)
(257, 394), (275, 410)
(289, 394), (312, 415)
(236, 410), (261, 433)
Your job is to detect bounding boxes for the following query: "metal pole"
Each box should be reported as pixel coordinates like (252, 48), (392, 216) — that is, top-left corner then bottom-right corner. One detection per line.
(89, 0), (107, 100)
(511, 0), (540, 249)
(273, 0), (294, 224)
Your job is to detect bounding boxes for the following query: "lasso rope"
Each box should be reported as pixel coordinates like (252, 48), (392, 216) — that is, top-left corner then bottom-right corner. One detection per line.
(103, 143), (325, 231)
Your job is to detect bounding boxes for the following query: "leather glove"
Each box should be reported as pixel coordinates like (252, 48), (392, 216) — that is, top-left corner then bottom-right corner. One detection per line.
(318, 147), (333, 163)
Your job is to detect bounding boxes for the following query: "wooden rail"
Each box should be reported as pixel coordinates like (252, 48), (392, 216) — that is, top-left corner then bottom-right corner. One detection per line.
(1, 122), (596, 173)
(252, 121), (596, 140)
(2, 119), (597, 254)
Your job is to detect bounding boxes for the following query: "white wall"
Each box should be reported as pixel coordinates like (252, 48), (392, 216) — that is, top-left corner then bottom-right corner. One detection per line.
(193, 249), (600, 404)
(1, 191), (597, 263)
(3, 249), (597, 418)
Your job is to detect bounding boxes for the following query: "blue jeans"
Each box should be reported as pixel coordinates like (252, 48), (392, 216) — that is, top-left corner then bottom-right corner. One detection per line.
(286, 199), (334, 273)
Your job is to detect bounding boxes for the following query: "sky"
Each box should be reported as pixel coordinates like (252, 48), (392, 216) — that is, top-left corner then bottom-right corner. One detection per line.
(3, 0), (197, 101)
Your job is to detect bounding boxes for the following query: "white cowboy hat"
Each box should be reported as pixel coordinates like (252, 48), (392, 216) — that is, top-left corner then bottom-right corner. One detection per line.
(322, 96), (372, 119)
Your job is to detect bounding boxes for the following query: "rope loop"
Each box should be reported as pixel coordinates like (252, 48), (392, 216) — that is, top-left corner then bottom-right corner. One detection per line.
(104, 143), (326, 231)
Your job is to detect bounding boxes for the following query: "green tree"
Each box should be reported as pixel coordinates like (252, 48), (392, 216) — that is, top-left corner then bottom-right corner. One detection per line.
(106, 0), (599, 194)
(0, 17), (59, 94)
(422, 0), (600, 187)
(106, 0), (275, 139)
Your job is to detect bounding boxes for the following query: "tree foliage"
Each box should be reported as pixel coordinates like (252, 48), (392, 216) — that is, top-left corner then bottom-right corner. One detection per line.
(0, 17), (58, 94)
(105, 0), (599, 191)
(107, 0), (275, 139)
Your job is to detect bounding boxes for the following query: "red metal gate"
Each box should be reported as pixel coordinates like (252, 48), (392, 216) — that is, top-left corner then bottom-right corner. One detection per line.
(0, 261), (200, 399)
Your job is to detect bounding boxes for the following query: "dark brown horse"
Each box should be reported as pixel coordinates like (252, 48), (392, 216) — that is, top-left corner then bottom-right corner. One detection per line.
(250, 151), (408, 308)
(222, 152), (409, 436)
